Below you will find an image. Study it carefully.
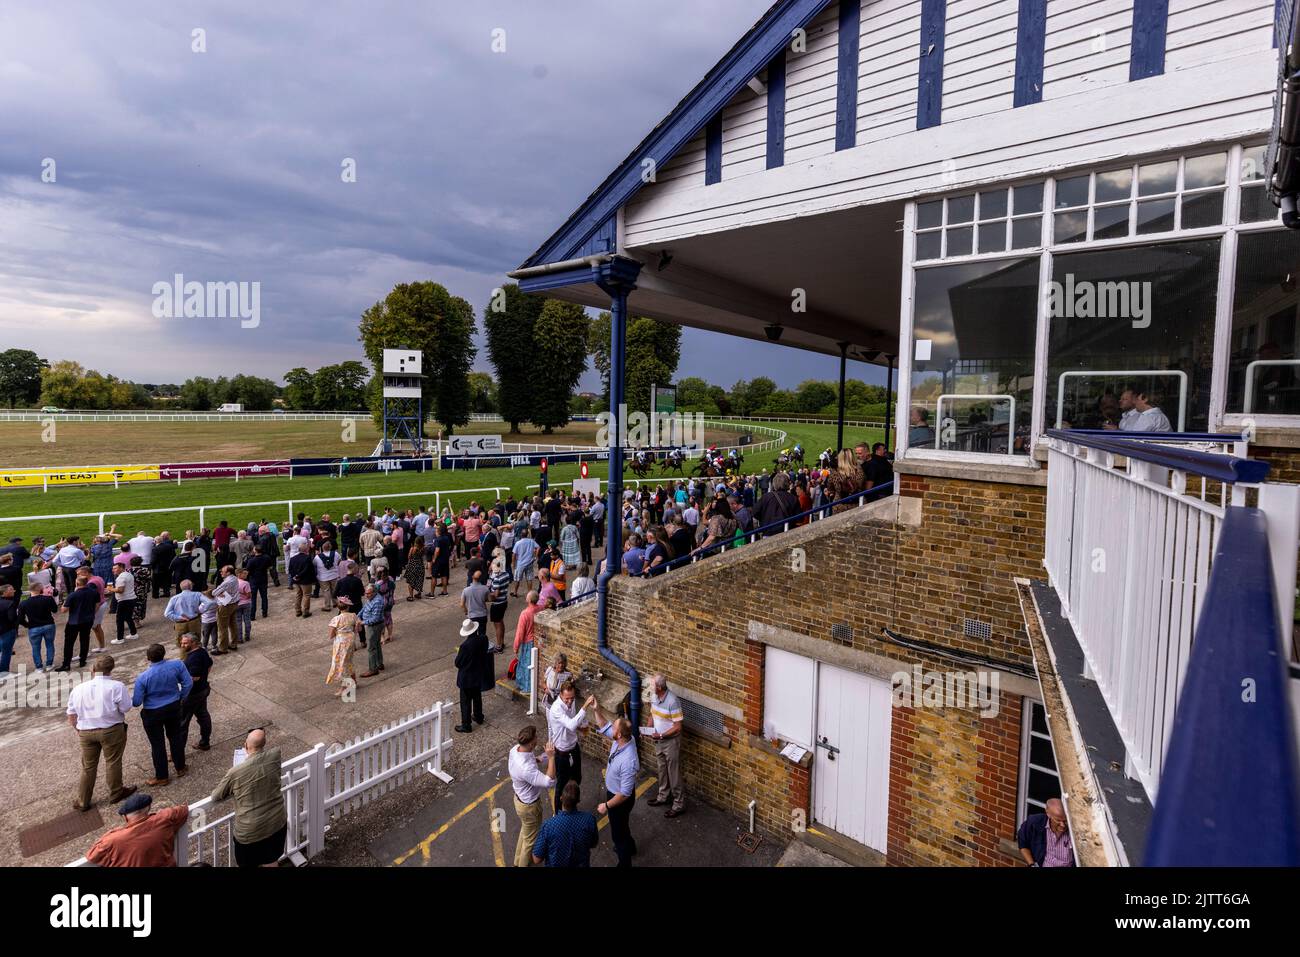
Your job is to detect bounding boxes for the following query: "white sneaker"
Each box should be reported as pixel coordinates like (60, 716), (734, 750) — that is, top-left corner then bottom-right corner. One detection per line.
(127, 634), (139, 640)
(110, 638), (127, 645)
(89, 648), (104, 655)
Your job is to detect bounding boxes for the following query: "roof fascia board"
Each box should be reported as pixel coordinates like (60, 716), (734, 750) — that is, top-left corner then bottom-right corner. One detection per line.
(521, 0), (836, 269)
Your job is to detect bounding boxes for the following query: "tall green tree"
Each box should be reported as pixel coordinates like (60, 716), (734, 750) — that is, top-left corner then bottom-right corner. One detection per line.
(466, 372), (497, 414)
(282, 368), (315, 410)
(358, 281), (476, 434)
(589, 313), (682, 417)
(532, 300), (591, 432)
(483, 284), (544, 432)
(0, 349), (47, 407)
(178, 376), (216, 410)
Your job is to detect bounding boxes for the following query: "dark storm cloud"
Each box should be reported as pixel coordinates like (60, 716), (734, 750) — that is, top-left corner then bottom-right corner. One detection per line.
(0, 0), (875, 391)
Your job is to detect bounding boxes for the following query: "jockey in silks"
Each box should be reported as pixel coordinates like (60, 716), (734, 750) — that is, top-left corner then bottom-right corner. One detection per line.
(792, 442), (804, 459)
(726, 448), (740, 469)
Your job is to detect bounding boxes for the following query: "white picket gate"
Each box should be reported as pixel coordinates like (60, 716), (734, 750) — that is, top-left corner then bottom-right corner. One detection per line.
(67, 700), (455, 867)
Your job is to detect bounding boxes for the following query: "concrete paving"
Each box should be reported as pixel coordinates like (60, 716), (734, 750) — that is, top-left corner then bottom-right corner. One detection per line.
(0, 556), (573, 866)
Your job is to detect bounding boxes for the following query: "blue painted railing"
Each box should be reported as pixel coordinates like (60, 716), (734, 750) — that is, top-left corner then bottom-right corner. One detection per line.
(1045, 429), (1269, 484)
(1143, 506), (1300, 865)
(556, 480), (894, 608)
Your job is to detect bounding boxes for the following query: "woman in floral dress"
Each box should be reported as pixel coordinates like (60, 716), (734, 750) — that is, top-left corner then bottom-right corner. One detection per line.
(325, 595), (359, 697)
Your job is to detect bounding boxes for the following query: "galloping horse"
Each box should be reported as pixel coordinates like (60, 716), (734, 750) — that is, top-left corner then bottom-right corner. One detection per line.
(627, 452), (655, 479)
(693, 454), (724, 478)
(661, 449), (687, 476)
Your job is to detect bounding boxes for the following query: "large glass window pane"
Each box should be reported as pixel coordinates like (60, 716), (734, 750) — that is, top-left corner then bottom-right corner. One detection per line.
(918, 200), (943, 229)
(910, 257), (1038, 456)
(1046, 239), (1221, 433)
(1011, 217), (1041, 249)
(1055, 175), (1089, 209)
(1180, 190), (1223, 229)
(1228, 230), (1300, 415)
(1054, 210), (1088, 244)
(946, 226), (973, 256)
(1135, 197), (1175, 234)
(1014, 183), (1044, 215)
(1138, 160), (1178, 195)
(1092, 203), (1130, 240)
(948, 194), (975, 224)
(1184, 153), (1227, 189)
(1095, 168), (1133, 203)
(978, 221), (1008, 254)
(979, 189), (1008, 220)
(915, 230), (942, 261)
(1239, 184), (1277, 224)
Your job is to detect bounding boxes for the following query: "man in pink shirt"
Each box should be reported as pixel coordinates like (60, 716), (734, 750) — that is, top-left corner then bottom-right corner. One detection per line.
(85, 569), (108, 655)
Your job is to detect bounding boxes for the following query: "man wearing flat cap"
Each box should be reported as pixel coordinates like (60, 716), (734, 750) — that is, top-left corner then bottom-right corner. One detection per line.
(85, 793), (189, 867)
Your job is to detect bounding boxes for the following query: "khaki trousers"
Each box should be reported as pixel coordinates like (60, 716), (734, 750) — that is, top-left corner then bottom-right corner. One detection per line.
(216, 602), (239, 651)
(318, 579), (336, 610)
(173, 617), (200, 652)
(295, 585), (313, 616)
(513, 795), (543, 867)
(78, 723), (128, 808)
(655, 734), (685, 811)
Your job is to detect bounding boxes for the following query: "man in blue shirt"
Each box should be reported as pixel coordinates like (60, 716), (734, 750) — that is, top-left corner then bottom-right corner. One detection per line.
(132, 643), (193, 785)
(588, 696), (640, 867)
(532, 781), (598, 867)
(164, 581), (203, 651)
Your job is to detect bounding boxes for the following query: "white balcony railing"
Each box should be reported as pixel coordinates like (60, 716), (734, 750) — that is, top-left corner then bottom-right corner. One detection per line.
(1043, 431), (1296, 803)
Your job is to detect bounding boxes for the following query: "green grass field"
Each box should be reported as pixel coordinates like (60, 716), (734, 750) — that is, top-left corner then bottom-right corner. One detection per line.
(0, 418), (886, 545)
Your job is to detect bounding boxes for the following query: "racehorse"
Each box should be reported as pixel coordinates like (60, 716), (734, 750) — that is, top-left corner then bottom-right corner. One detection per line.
(628, 453), (654, 479)
(661, 450), (686, 476)
(693, 454), (723, 478)
(817, 449), (834, 470)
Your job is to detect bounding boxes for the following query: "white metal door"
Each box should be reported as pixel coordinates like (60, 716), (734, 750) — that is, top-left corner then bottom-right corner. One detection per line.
(813, 663), (892, 853)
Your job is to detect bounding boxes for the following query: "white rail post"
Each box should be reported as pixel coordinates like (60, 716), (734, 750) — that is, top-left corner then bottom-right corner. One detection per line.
(98, 513), (105, 535)
(307, 743), (327, 858)
(42, 474), (47, 493)
(527, 644), (539, 716)
(366, 496), (372, 516)
(199, 507), (205, 529)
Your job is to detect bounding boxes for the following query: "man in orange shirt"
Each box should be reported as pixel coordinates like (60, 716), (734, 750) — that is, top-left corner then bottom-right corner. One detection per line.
(85, 793), (189, 867)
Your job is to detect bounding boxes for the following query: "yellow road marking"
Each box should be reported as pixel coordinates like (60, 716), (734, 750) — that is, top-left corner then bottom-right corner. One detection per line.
(597, 776), (658, 832)
(392, 778), (507, 865)
(489, 790), (506, 867)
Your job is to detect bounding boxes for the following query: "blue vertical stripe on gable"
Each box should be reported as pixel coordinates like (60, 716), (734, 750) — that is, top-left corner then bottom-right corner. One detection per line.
(706, 115), (723, 185)
(1130, 0), (1170, 80)
(767, 48), (787, 169)
(836, 0), (862, 150)
(1013, 0), (1046, 107)
(917, 0), (946, 130)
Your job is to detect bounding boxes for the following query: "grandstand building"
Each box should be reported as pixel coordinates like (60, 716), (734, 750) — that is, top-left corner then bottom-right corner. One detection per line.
(513, 0), (1300, 865)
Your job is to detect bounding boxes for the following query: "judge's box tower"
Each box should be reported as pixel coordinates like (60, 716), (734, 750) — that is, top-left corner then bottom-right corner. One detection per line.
(381, 348), (424, 455)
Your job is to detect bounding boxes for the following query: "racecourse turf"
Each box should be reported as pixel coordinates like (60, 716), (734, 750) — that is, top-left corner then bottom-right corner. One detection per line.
(0, 419), (884, 545)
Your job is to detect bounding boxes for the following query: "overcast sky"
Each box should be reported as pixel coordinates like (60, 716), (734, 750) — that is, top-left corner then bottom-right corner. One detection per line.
(0, 0), (882, 393)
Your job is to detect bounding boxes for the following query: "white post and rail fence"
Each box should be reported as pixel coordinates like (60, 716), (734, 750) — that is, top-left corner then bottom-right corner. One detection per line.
(67, 700), (456, 867)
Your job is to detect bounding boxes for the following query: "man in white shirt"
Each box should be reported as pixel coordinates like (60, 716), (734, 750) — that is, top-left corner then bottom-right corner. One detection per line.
(508, 725), (556, 867)
(1118, 386), (1174, 433)
(547, 680), (589, 814)
(126, 531), (155, 566)
(66, 655), (136, 811)
(314, 541), (341, 610)
(107, 561), (138, 645)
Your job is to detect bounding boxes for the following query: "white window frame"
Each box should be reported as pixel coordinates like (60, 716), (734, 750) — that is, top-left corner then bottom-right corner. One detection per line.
(1017, 697), (1061, 828)
(896, 140), (1300, 463)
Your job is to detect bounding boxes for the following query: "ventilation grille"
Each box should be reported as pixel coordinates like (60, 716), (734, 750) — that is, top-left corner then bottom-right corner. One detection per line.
(681, 698), (726, 737)
(963, 618), (993, 641)
(831, 623), (854, 646)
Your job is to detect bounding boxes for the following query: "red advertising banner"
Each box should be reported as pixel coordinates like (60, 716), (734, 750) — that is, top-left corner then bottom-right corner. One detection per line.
(159, 460), (291, 479)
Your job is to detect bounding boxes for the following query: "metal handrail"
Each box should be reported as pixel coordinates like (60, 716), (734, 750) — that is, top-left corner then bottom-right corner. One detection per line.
(555, 479), (895, 606)
(1044, 429), (1269, 484)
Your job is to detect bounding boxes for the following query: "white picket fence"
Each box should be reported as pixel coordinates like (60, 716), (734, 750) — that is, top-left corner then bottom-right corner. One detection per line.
(0, 410), (368, 422)
(68, 700), (456, 866)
